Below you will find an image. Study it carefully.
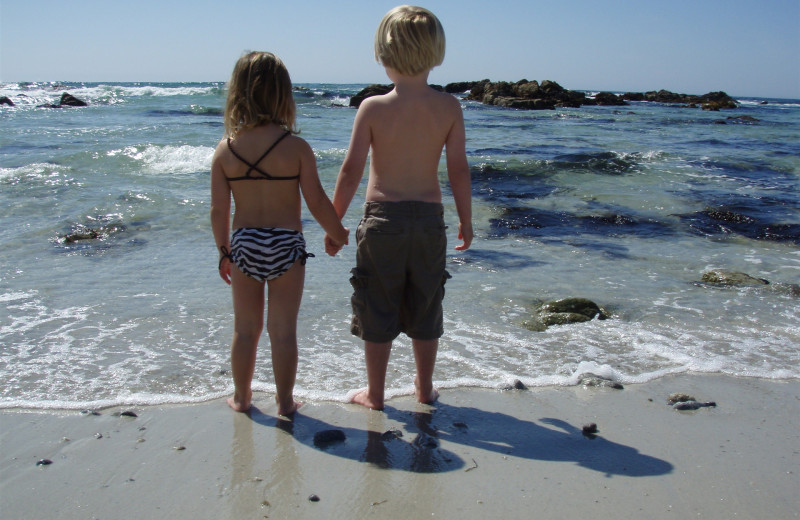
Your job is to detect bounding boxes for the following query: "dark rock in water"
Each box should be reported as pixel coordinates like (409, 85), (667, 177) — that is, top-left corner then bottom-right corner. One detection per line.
(501, 379), (528, 390)
(445, 81), (483, 93)
(313, 429), (346, 447)
(36, 459), (53, 466)
(466, 79), (587, 110)
(590, 92), (627, 106)
(578, 373), (623, 390)
(701, 270), (769, 287)
(59, 92), (88, 107)
(524, 298), (609, 330)
(727, 115), (759, 122)
(673, 401), (717, 411)
(63, 230), (101, 243)
(1, 96), (14, 106)
(120, 410), (138, 418)
(81, 409), (101, 416)
(349, 84), (393, 107)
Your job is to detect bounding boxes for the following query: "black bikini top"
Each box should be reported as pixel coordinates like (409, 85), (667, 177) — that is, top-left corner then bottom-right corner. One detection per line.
(226, 131), (299, 181)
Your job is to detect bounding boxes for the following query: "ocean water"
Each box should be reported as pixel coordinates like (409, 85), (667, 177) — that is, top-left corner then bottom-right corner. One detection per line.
(1, 82), (798, 410)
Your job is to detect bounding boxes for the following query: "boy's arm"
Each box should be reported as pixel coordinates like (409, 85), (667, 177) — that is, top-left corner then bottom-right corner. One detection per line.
(209, 141), (233, 284)
(298, 140), (349, 247)
(445, 99), (473, 250)
(331, 102), (372, 218)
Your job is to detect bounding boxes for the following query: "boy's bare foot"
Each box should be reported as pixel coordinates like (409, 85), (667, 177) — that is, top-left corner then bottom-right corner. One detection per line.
(276, 399), (302, 417)
(227, 389), (253, 413)
(415, 378), (439, 405)
(350, 388), (384, 410)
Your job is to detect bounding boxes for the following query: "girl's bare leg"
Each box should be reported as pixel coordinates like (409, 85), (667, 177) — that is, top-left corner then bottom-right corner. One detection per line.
(412, 338), (439, 404)
(351, 341), (392, 410)
(266, 260), (305, 416)
(228, 267), (265, 412)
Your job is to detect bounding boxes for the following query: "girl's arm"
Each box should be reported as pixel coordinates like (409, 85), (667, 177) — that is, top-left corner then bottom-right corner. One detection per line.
(298, 139), (349, 248)
(210, 141), (233, 284)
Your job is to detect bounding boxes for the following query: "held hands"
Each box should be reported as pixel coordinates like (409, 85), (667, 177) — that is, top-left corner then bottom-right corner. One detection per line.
(454, 221), (473, 251)
(324, 227), (350, 257)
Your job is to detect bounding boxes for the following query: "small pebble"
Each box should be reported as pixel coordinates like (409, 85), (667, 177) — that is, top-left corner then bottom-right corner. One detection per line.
(308, 494), (320, 502)
(81, 409), (100, 416)
(94, 433), (104, 439)
(173, 445), (186, 451)
(36, 459), (53, 466)
(120, 410), (138, 417)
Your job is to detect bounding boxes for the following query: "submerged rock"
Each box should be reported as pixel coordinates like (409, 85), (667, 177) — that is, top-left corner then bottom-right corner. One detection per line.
(525, 298), (609, 330)
(1, 96), (14, 106)
(701, 270), (769, 287)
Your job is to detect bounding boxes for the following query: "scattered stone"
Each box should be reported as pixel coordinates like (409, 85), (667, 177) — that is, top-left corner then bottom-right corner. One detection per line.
(36, 459), (53, 466)
(727, 115), (759, 122)
(1, 96), (14, 107)
(578, 373), (624, 390)
(582, 423), (599, 438)
(667, 393), (696, 405)
(59, 93), (88, 107)
(94, 433), (104, 439)
(173, 445), (186, 450)
(452, 421), (468, 430)
(313, 429), (346, 447)
(673, 401), (717, 411)
(81, 409), (101, 416)
(63, 229), (101, 243)
(308, 494), (321, 502)
(119, 410), (138, 417)
(501, 379), (528, 390)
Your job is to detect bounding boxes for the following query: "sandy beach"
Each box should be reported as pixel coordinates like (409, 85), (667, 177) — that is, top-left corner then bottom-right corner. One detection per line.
(2, 373), (798, 519)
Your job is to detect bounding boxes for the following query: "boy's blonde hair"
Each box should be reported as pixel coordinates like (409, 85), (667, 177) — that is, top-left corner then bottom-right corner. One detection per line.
(374, 5), (445, 76)
(224, 51), (297, 138)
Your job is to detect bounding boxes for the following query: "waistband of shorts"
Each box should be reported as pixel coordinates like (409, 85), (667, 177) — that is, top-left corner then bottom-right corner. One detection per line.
(363, 201), (444, 218)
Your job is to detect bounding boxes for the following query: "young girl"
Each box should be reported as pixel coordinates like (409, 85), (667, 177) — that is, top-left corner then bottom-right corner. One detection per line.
(211, 51), (348, 415)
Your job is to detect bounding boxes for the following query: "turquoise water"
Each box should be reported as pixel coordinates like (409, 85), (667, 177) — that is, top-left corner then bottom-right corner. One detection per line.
(1, 82), (798, 409)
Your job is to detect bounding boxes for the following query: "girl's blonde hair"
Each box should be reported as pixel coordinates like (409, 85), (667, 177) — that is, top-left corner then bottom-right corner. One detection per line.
(374, 5), (445, 76)
(224, 51), (297, 138)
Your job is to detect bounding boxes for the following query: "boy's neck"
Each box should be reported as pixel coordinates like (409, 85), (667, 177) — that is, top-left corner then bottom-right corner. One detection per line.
(386, 67), (431, 93)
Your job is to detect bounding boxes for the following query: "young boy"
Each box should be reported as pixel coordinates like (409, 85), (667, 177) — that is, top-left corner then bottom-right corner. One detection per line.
(325, 5), (473, 410)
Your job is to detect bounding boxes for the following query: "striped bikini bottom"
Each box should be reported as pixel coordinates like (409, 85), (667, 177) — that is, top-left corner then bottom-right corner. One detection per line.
(231, 227), (314, 282)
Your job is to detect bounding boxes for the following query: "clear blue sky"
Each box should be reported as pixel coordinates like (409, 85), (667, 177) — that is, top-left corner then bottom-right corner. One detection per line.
(2, 0), (798, 98)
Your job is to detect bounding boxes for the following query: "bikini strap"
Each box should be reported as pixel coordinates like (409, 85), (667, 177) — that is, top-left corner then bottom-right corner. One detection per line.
(226, 131), (292, 179)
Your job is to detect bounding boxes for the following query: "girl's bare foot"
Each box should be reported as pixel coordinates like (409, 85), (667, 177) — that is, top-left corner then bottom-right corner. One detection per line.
(227, 389), (253, 412)
(350, 388), (384, 410)
(415, 378), (439, 405)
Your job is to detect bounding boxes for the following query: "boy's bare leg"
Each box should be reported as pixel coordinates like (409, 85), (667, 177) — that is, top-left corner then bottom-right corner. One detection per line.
(351, 341), (392, 410)
(228, 267), (265, 412)
(413, 338), (439, 404)
(266, 261), (305, 416)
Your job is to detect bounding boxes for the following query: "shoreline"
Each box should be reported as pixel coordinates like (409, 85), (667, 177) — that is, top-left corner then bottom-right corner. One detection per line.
(2, 373), (798, 519)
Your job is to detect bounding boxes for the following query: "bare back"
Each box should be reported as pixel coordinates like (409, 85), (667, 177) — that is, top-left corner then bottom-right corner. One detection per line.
(213, 125), (304, 231)
(360, 85), (463, 202)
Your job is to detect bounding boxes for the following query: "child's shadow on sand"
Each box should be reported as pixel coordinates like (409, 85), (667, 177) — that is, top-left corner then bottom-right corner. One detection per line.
(247, 399), (673, 477)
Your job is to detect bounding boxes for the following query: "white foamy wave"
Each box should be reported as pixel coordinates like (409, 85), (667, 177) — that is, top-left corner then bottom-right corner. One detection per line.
(111, 144), (214, 174)
(0, 163), (71, 182)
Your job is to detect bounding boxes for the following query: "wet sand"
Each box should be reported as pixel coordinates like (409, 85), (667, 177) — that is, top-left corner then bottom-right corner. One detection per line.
(1, 374), (798, 519)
